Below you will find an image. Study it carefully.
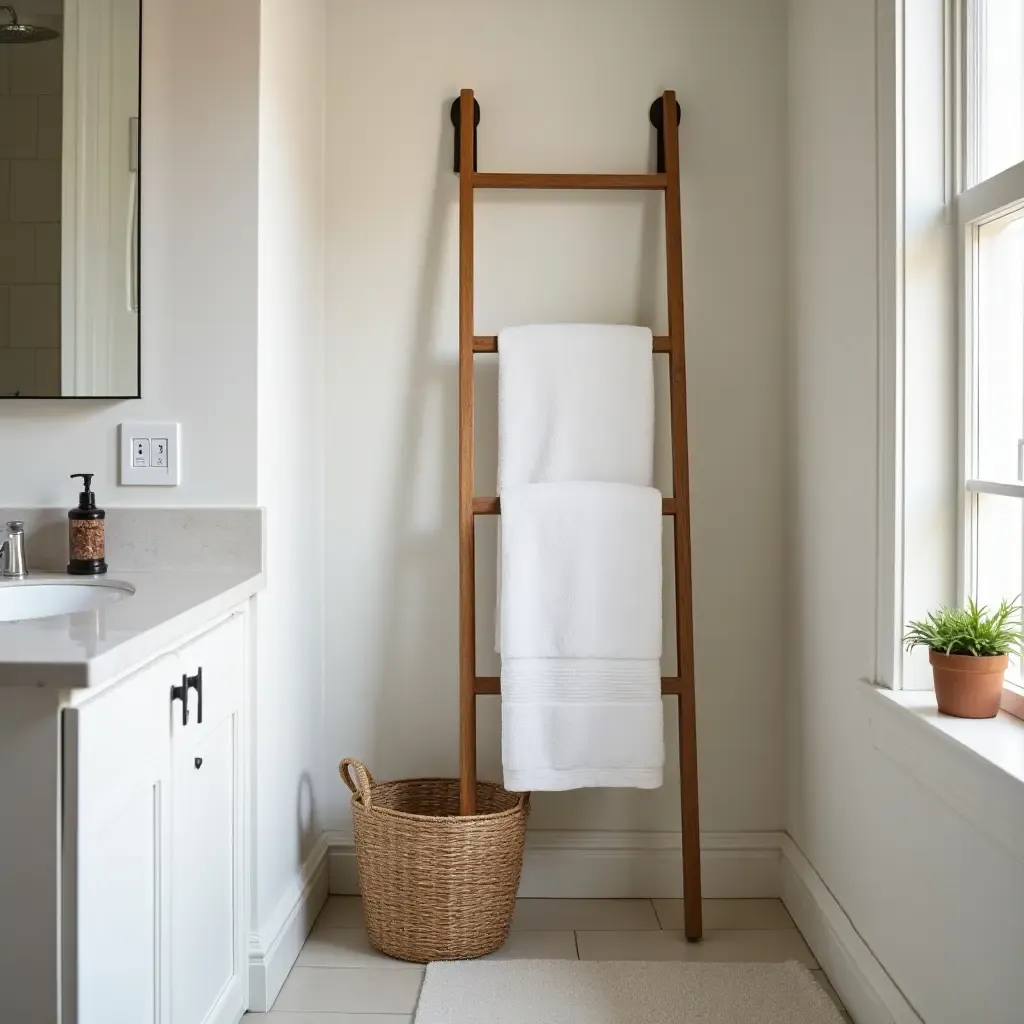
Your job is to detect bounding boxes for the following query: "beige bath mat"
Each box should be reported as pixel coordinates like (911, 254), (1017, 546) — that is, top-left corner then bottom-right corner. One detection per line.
(413, 959), (845, 1023)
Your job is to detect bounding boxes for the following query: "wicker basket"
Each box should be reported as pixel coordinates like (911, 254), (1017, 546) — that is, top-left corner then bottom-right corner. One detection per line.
(339, 758), (528, 963)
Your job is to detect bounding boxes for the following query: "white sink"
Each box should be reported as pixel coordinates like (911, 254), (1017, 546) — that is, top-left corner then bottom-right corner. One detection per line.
(0, 580), (135, 622)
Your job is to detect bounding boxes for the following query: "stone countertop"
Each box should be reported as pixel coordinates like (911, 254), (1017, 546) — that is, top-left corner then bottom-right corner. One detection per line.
(0, 568), (264, 689)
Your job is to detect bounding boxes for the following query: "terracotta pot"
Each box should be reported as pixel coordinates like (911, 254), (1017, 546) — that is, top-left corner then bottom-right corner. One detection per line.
(928, 650), (1007, 718)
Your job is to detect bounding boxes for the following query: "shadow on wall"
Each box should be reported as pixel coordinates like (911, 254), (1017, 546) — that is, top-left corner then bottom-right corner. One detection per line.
(368, 107), (461, 783)
(296, 770), (319, 865)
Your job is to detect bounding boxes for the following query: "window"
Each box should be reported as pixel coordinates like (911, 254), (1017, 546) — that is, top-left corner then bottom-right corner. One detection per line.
(960, 0), (1024, 717)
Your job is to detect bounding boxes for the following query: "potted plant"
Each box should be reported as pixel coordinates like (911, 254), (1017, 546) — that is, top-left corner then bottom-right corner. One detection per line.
(903, 597), (1023, 718)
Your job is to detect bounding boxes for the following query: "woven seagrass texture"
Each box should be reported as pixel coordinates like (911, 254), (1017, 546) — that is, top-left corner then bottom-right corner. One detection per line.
(339, 758), (528, 963)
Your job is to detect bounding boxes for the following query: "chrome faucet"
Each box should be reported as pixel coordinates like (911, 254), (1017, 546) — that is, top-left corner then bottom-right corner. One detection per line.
(1, 521), (27, 578)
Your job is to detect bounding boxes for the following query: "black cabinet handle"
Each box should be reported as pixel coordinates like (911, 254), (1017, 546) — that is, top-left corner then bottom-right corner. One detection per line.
(171, 678), (189, 725)
(194, 757), (203, 770)
(186, 667), (203, 724)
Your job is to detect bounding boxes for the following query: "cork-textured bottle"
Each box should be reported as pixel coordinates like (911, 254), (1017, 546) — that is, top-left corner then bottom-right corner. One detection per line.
(67, 473), (107, 576)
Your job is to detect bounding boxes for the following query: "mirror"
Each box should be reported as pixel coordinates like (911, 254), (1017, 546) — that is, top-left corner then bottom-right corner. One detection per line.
(0, 0), (140, 399)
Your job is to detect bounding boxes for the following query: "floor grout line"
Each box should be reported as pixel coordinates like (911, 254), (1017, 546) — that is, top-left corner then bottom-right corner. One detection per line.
(650, 896), (667, 929)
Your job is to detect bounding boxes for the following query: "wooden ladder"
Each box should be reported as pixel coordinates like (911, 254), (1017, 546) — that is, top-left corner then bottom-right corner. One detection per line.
(454, 89), (702, 941)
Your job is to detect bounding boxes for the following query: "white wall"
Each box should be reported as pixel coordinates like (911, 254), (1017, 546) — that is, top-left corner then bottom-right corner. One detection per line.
(0, 0), (259, 506)
(0, 0), (324, 974)
(253, 0), (326, 940)
(0, 0), (330, 994)
(788, 2), (1024, 1021)
(322, 0), (788, 838)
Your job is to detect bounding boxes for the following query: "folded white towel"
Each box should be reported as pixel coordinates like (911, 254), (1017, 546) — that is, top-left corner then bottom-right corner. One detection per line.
(496, 323), (656, 653)
(500, 482), (664, 791)
(500, 482), (663, 658)
(497, 324), (655, 490)
(502, 660), (664, 791)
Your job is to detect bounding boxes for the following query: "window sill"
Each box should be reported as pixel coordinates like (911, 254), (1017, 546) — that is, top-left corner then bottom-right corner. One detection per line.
(1002, 681), (1024, 721)
(863, 682), (1024, 865)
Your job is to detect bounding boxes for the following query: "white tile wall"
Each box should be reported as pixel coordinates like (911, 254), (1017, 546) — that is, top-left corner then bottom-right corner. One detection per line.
(33, 344), (59, 387)
(10, 158), (61, 222)
(0, 347), (33, 394)
(0, 96), (38, 158)
(34, 222), (59, 282)
(0, 35), (62, 396)
(0, 223), (36, 282)
(36, 94), (61, 159)
(9, 39), (62, 96)
(10, 284), (59, 347)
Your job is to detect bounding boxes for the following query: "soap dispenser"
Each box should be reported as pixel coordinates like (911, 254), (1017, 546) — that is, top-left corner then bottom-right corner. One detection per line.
(67, 473), (107, 576)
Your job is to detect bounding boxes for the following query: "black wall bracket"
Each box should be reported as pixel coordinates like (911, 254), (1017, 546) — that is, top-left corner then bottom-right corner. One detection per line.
(649, 96), (682, 174)
(450, 97), (481, 174)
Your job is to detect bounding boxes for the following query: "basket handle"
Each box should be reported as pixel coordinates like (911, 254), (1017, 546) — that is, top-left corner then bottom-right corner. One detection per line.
(338, 758), (375, 809)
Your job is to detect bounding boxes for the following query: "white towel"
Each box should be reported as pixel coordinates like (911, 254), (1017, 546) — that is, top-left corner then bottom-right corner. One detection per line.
(500, 481), (664, 791)
(497, 324), (655, 490)
(496, 323), (656, 652)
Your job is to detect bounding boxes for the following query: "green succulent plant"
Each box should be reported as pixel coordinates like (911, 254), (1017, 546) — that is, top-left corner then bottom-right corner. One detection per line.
(903, 596), (1024, 657)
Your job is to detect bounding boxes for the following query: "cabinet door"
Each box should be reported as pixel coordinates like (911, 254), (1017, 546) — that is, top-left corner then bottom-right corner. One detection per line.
(63, 657), (174, 1024)
(171, 615), (245, 1024)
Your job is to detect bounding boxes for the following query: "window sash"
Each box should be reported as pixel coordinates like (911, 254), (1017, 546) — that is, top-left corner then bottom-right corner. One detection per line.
(958, 155), (1024, 708)
(957, 159), (1024, 227)
(957, 155), (1024, 515)
(963, 0), (1024, 188)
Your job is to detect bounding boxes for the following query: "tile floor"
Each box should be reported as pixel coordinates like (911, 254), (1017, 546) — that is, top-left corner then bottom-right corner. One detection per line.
(245, 897), (853, 1022)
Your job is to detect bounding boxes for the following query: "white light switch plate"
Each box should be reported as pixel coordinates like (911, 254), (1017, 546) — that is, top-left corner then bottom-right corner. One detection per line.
(120, 422), (181, 485)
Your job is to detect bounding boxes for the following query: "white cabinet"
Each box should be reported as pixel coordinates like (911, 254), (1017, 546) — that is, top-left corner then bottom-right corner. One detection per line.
(171, 616), (245, 1024)
(63, 655), (172, 1024)
(63, 614), (246, 1024)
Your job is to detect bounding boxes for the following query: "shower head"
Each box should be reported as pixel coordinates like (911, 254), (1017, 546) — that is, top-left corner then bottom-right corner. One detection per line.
(0, 6), (59, 44)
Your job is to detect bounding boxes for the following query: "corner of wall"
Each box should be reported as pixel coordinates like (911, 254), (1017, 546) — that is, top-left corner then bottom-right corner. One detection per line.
(248, 835), (329, 1012)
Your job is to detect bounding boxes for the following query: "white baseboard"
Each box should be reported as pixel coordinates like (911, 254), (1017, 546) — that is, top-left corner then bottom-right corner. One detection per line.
(248, 835), (329, 1013)
(779, 836), (923, 1024)
(326, 829), (782, 898)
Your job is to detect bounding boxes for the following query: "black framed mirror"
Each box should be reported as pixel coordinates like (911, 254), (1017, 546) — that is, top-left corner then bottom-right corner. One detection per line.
(0, 0), (140, 398)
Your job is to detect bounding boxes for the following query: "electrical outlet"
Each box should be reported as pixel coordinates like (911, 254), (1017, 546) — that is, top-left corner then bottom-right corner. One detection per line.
(132, 437), (150, 468)
(120, 423), (180, 485)
(151, 438), (168, 468)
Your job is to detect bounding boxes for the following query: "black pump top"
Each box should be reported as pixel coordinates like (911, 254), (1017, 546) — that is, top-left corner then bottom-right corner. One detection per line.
(70, 473), (97, 511)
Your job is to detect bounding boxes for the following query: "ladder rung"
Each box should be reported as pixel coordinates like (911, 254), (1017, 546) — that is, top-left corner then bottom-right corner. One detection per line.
(473, 172), (667, 191)
(476, 676), (683, 695)
(473, 497), (676, 515)
(473, 335), (671, 354)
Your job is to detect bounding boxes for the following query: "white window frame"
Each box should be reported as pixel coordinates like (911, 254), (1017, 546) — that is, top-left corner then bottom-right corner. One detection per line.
(875, 0), (960, 692)
(956, 0), (1024, 716)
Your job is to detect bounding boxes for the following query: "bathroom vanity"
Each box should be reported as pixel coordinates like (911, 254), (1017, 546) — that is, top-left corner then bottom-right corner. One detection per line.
(0, 566), (263, 1024)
